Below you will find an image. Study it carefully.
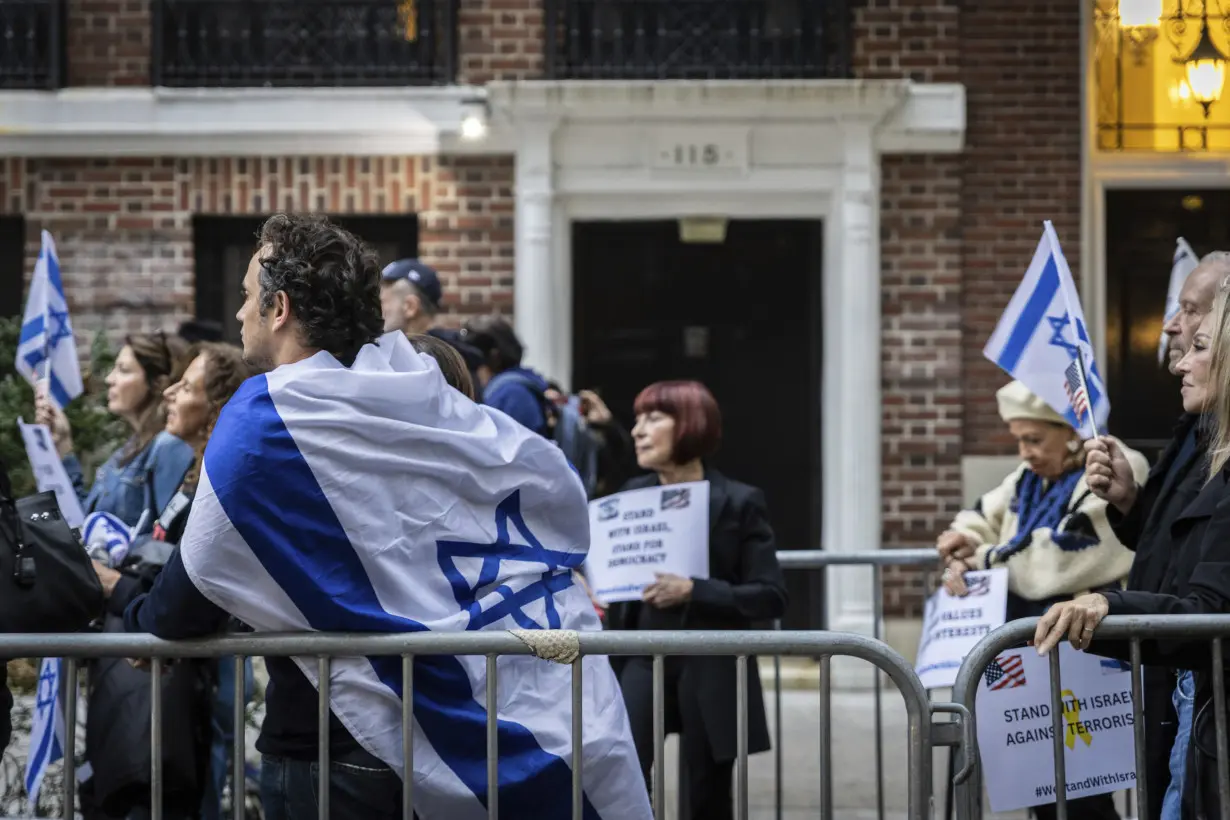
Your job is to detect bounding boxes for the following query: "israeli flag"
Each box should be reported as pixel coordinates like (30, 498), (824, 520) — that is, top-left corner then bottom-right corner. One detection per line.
(178, 331), (650, 820)
(16, 231), (83, 410)
(984, 221), (1109, 438)
(1159, 237), (1199, 365)
(82, 510), (134, 567)
(25, 657), (65, 810)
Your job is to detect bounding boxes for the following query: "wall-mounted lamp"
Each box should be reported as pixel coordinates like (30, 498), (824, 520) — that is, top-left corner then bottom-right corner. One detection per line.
(460, 98), (489, 141)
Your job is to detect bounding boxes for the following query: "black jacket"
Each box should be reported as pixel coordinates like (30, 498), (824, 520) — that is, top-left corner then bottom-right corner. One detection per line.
(605, 469), (787, 761)
(1100, 414), (1205, 820)
(1098, 458), (1230, 820)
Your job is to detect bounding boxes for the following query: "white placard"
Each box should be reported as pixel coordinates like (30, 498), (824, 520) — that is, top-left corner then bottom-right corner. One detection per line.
(584, 481), (710, 604)
(914, 569), (1008, 690)
(977, 644), (1137, 811)
(17, 417), (85, 529)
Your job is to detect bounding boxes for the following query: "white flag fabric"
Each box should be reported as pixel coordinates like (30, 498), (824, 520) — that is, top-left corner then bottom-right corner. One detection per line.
(15, 231), (83, 410)
(1159, 237), (1199, 364)
(25, 656), (65, 810)
(983, 221), (1109, 438)
(178, 331), (650, 820)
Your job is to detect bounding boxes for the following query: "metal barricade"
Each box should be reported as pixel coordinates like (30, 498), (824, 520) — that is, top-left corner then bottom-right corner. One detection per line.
(772, 548), (940, 820)
(0, 629), (961, 820)
(950, 615), (1230, 820)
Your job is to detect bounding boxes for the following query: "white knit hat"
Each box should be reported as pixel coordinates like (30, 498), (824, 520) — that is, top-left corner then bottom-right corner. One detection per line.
(995, 380), (1070, 427)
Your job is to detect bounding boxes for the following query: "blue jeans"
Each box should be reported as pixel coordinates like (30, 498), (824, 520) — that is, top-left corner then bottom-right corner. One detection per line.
(1162, 670), (1196, 820)
(201, 658), (256, 820)
(259, 754), (403, 820)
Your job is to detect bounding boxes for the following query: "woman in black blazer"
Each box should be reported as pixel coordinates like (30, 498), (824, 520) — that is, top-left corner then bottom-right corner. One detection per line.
(605, 380), (787, 820)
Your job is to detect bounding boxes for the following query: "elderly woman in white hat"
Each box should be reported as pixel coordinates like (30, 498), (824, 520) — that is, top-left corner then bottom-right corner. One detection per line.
(937, 380), (1149, 623)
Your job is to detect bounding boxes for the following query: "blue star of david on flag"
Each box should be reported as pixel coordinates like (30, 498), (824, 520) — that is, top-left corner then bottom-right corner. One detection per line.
(16, 231), (83, 410)
(436, 490), (585, 631)
(983, 221), (1111, 438)
(25, 657), (64, 809)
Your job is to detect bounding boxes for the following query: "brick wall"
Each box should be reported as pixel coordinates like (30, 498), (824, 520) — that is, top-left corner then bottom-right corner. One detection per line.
(0, 155), (514, 343)
(456, 0), (545, 85)
(66, 0), (151, 86)
(878, 154), (964, 612)
(852, 0), (963, 613)
(960, 0), (1084, 454)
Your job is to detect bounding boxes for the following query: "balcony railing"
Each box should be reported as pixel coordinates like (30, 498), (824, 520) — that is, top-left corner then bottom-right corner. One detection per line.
(151, 0), (457, 87)
(0, 0), (62, 89)
(543, 0), (852, 81)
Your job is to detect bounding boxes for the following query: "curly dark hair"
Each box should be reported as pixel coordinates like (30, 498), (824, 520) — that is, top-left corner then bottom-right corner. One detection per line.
(256, 214), (384, 366)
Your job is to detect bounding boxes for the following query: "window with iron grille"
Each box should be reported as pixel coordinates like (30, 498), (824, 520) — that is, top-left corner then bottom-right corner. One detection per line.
(0, 0), (62, 90)
(152, 0), (457, 87)
(543, 0), (853, 80)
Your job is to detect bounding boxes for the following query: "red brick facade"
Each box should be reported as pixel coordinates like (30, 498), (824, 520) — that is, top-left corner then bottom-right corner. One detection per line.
(5, 0), (1087, 616)
(0, 156), (514, 340)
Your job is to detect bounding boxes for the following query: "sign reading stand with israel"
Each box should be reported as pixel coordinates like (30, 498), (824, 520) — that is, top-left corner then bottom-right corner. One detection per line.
(984, 221), (1108, 438)
(584, 481), (711, 604)
(976, 645), (1136, 811)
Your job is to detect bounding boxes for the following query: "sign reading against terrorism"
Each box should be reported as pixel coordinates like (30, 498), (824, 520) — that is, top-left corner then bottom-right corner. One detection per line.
(976, 644), (1136, 811)
(913, 569), (1008, 689)
(584, 481), (710, 604)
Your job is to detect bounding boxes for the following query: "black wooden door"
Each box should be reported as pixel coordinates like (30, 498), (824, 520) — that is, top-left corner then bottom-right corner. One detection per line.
(572, 219), (823, 628)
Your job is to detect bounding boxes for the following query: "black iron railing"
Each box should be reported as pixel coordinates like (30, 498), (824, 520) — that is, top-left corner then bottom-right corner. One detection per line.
(151, 0), (457, 87)
(0, 0), (62, 89)
(543, 0), (852, 80)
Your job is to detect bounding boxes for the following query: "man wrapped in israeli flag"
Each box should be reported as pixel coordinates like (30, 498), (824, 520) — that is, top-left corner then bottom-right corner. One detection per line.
(124, 214), (650, 820)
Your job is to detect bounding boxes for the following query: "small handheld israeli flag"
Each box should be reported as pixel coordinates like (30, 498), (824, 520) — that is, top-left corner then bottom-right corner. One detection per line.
(25, 657), (65, 810)
(16, 231), (83, 411)
(984, 221), (1109, 438)
(1159, 237), (1199, 365)
(82, 510), (135, 567)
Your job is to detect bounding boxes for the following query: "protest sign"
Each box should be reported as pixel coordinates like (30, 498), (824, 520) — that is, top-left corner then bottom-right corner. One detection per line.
(977, 643), (1136, 811)
(584, 481), (710, 604)
(17, 417), (84, 528)
(914, 568), (1008, 689)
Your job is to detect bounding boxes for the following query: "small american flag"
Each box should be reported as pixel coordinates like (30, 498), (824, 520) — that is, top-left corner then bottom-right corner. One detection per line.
(984, 654), (1027, 691)
(1064, 358), (1090, 423)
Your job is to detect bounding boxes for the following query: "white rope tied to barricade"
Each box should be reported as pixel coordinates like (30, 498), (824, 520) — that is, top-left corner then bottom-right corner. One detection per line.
(510, 629), (581, 664)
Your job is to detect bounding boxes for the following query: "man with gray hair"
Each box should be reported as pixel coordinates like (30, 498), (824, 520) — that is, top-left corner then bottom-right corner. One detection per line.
(1082, 249), (1230, 820)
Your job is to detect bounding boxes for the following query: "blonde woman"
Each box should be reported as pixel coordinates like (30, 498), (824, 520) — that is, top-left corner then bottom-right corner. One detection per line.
(1037, 303), (1230, 820)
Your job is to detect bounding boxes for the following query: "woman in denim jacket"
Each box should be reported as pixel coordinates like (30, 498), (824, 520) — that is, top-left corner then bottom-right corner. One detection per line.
(38, 331), (195, 531)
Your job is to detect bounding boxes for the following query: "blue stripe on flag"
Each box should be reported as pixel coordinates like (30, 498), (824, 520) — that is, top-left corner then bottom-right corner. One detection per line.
(18, 316), (44, 345)
(43, 244), (64, 295)
(995, 255), (1061, 373)
(205, 377), (599, 820)
(48, 372), (72, 410)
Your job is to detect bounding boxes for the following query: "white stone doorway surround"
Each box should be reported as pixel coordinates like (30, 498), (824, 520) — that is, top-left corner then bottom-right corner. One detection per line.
(486, 79), (965, 686)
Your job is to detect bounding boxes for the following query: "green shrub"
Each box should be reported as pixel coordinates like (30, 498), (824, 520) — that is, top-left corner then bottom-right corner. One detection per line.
(0, 316), (127, 496)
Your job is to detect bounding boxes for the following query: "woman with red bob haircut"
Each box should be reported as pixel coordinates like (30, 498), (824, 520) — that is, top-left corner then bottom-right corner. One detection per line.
(604, 379), (787, 820)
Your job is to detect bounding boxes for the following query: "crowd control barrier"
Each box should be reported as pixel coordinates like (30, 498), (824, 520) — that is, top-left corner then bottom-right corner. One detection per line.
(772, 548), (940, 820)
(950, 615), (1230, 820)
(0, 629), (969, 820)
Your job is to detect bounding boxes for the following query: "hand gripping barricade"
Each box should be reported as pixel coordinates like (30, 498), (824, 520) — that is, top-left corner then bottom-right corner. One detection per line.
(0, 628), (970, 820)
(950, 615), (1230, 820)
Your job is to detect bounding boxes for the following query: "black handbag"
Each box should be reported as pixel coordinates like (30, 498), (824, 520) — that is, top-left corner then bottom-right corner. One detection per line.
(0, 460), (104, 633)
